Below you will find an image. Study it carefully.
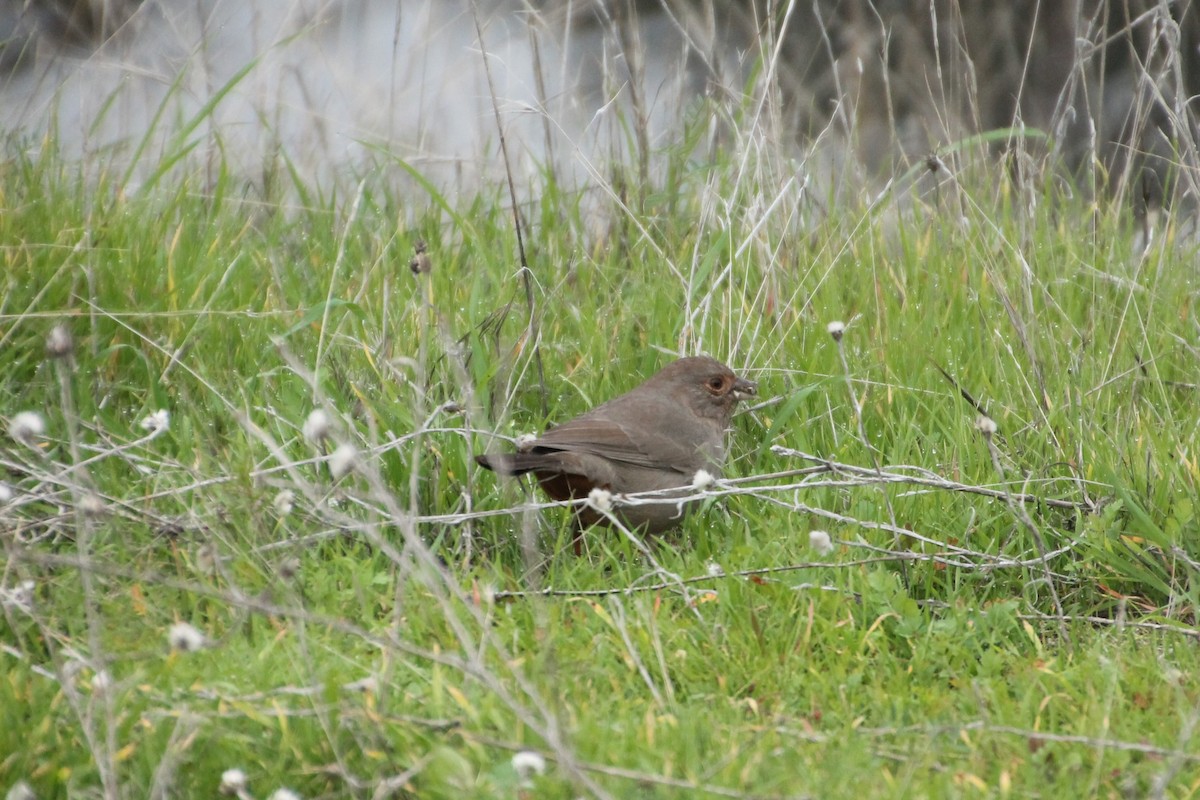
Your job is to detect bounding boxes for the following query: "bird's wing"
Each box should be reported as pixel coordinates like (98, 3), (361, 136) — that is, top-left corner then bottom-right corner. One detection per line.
(533, 410), (694, 473)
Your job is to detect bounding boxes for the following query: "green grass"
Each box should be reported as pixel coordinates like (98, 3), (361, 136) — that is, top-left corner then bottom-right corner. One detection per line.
(1, 132), (1199, 800)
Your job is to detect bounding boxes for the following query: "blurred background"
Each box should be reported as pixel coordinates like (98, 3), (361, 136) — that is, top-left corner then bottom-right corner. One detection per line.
(1, 0), (1196, 204)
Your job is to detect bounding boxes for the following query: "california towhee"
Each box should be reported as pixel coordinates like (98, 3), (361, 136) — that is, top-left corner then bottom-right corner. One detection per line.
(476, 355), (756, 533)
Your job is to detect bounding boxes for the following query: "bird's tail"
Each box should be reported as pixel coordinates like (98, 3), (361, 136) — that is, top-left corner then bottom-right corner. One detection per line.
(475, 453), (544, 475)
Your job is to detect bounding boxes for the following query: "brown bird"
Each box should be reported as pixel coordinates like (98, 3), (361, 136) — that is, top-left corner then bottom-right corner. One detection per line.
(476, 355), (756, 534)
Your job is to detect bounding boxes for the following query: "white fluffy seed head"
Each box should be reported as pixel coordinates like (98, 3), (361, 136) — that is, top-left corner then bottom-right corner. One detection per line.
(511, 750), (547, 780)
(826, 320), (846, 341)
(706, 560), (724, 577)
(9, 411), (46, 445)
(692, 469), (715, 490)
(273, 490), (295, 516)
(329, 442), (357, 479)
(976, 415), (998, 436)
(5, 780), (36, 800)
(79, 493), (107, 518)
(809, 529), (834, 556)
(91, 669), (112, 693)
(586, 487), (613, 513)
(514, 433), (537, 452)
(167, 622), (206, 652)
(45, 323), (74, 359)
(139, 409), (170, 433)
(267, 789), (301, 800)
(219, 769), (247, 795)
(5, 580), (36, 613)
(302, 409), (333, 443)
(0, 482), (12, 503)
(344, 676), (379, 693)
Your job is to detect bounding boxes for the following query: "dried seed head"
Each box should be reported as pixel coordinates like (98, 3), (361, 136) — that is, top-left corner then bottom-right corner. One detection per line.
(45, 323), (74, 360)
(514, 433), (537, 452)
(219, 769), (247, 796)
(4, 580), (36, 613)
(139, 409), (170, 433)
(976, 415), (998, 436)
(91, 669), (112, 693)
(79, 492), (107, 518)
(273, 490), (295, 517)
(809, 529), (834, 556)
(692, 469), (715, 490)
(343, 676), (378, 693)
(586, 487), (613, 513)
(329, 442), (357, 479)
(5, 780), (36, 800)
(511, 750), (547, 781)
(302, 409), (333, 444)
(825, 320), (845, 342)
(167, 621), (206, 652)
(9, 412), (46, 445)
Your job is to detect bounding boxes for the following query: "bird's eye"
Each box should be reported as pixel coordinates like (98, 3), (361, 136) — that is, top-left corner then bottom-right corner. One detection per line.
(707, 376), (725, 392)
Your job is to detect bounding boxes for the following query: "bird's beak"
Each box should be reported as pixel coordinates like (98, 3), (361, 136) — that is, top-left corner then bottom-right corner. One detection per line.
(733, 376), (757, 400)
